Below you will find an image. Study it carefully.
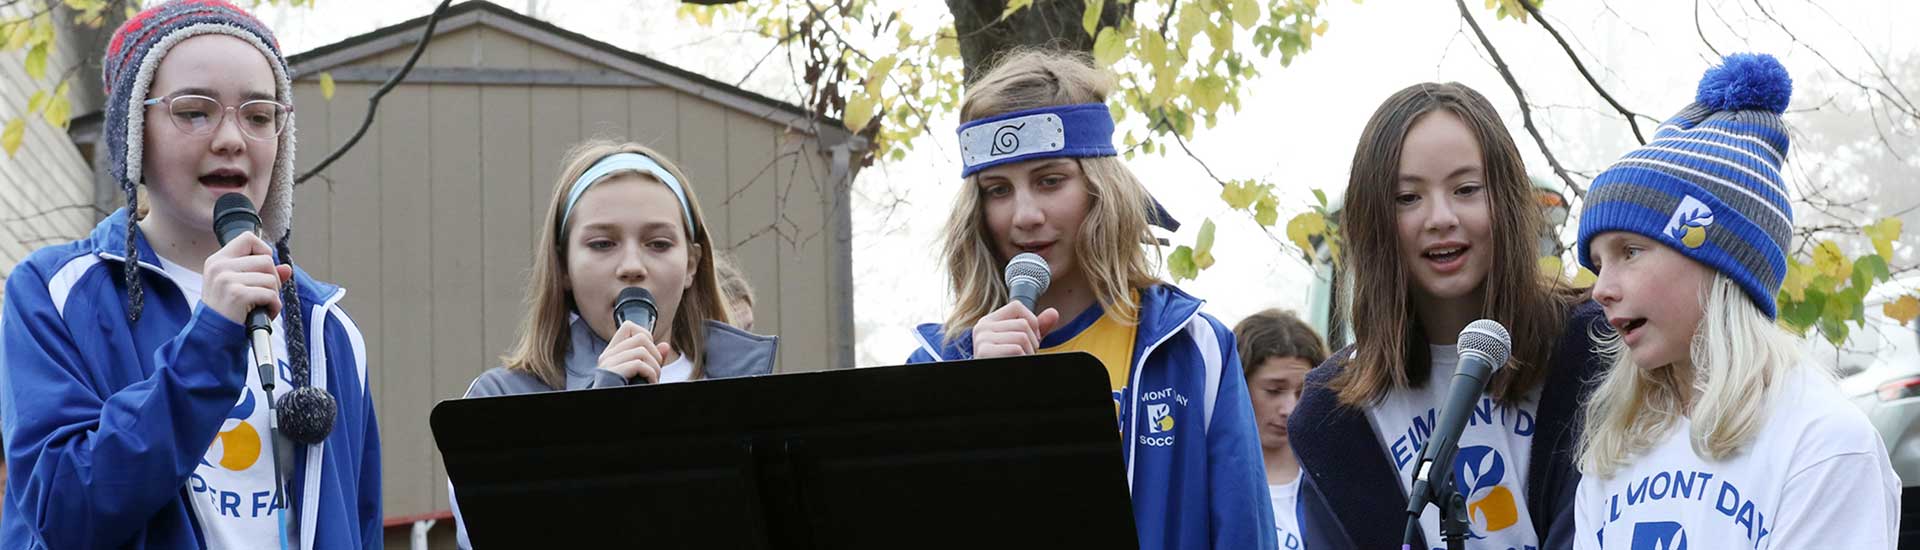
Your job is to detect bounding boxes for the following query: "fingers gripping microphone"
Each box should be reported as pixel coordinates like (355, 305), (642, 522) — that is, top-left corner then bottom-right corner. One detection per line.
(213, 194), (278, 404)
(1004, 253), (1051, 313)
(615, 287), (658, 332)
(1405, 319), (1512, 543)
(613, 287), (658, 385)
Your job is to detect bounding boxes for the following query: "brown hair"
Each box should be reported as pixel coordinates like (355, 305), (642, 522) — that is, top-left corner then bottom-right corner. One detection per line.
(499, 139), (730, 389)
(714, 249), (755, 308)
(1331, 82), (1572, 406)
(1234, 308), (1329, 377)
(939, 49), (1161, 340)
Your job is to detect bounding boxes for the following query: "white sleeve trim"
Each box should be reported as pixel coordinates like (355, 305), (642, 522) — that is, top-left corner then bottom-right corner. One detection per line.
(1190, 317), (1223, 434)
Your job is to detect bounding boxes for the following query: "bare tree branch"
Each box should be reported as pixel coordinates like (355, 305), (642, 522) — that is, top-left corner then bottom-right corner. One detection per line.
(1692, 0), (1722, 58)
(1751, 0), (1920, 123)
(295, 0), (454, 185)
(1453, 0), (1585, 199)
(1519, 0), (1651, 144)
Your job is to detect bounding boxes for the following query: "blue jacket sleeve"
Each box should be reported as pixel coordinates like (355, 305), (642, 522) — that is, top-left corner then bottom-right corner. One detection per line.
(0, 265), (249, 548)
(358, 362), (385, 548)
(1204, 318), (1279, 550)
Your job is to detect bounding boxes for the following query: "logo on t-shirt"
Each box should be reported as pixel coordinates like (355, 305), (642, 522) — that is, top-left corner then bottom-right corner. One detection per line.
(1630, 521), (1687, 550)
(1454, 445), (1521, 536)
(205, 392), (262, 471)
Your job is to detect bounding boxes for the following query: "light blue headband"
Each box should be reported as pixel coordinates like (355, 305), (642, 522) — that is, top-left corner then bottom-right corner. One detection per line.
(558, 152), (696, 241)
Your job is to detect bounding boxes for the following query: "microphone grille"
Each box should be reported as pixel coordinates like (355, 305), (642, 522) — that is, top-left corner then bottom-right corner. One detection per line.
(1458, 319), (1513, 371)
(1004, 252), (1051, 294)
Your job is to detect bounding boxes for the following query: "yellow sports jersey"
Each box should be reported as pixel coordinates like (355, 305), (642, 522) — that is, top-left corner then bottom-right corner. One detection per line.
(1038, 299), (1138, 396)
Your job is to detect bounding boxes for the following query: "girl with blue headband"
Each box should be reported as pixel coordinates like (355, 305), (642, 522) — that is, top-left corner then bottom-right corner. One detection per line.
(904, 49), (1275, 549)
(1572, 54), (1897, 549)
(448, 139), (777, 548)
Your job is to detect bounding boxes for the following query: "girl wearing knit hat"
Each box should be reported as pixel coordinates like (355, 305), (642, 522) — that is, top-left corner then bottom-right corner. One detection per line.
(0, 1), (381, 548)
(1288, 81), (1609, 550)
(1572, 53), (1898, 549)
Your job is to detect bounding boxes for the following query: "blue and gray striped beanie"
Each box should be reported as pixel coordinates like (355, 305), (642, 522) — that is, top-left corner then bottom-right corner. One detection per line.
(1577, 53), (1795, 318)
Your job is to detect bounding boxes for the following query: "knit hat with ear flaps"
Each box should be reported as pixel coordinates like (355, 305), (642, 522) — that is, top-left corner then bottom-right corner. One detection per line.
(1576, 53), (1795, 319)
(106, 0), (296, 241)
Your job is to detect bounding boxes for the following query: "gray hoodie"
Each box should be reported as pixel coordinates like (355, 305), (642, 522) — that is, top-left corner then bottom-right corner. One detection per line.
(450, 315), (777, 548)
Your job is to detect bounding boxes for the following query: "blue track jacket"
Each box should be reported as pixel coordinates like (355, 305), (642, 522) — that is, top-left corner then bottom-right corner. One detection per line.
(0, 209), (382, 549)
(908, 284), (1277, 550)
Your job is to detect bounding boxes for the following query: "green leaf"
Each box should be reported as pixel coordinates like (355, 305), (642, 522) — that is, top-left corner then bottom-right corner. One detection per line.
(1082, 0), (1104, 39)
(1252, 194), (1279, 227)
(319, 71), (336, 100)
(1818, 317), (1849, 346)
(933, 32), (960, 59)
(1854, 254), (1892, 285)
(865, 55), (897, 97)
(1220, 180), (1263, 209)
(27, 90), (47, 113)
(1312, 188), (1328, 208)
(843, 91), (877, 131)
(998, 0), (1034, 21)
(1231, 0), (1260, 29)
(1168, 246), (1198, 281)
(1866, 217), (1902, 261)
(43, 93), (69, 128)
(1192, 219), (1217, 269)
(24, 43), (48, 80)
(1092, 27), (1125, 67)
(2, 117), (24, 156)
(1782, 289), (1826, 330)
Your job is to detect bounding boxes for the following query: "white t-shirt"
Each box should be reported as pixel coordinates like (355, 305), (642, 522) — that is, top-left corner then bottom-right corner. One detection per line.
(1573, 365), (1900, 550)
(658, 353), (693, 383)
(158, 255), (294, 550)
(1367, 344), (1541, 550)
(1270, 469), (1304, 550)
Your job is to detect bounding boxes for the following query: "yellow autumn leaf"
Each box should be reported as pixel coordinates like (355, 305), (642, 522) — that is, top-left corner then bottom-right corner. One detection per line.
(1538, 255), (1564, 284)
(24, 43), (48, 80)
(319, 71), (335, 100)
(933, 32), (959, 59)
(1193, 219), (1217, 270)
(1572, 266), (1598, 289)
(1253, 194), (1280, 227)
(1865, 217), (1902, 261)
(1286, 211), (1327, 257)
(1885, 294), (1920, 327)
(998, 0), (1034, 21)
(843, 91), (877, 132)
(1813, 241), (1849, 280)
(1082, 0), (1104, 38)
(865, 55), (897, 97)
(1781, 258), (1813, 301)
(1220, 180), (1262, 210)
(43, 93), (69, 128)
(2, 117), (25, 157)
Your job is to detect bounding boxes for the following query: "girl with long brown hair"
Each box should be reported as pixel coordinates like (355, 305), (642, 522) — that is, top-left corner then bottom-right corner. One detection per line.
(1287, 82), (1606, 550)
(448, 139), (778, 548)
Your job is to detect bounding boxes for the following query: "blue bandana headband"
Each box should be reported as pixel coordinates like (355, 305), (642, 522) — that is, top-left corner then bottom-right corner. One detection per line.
(957, 103), (1117, 177)
(559, 152), (697, 241)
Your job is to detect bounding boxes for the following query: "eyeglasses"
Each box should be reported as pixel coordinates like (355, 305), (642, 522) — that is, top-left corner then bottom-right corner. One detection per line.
(142, 94), (292, 141)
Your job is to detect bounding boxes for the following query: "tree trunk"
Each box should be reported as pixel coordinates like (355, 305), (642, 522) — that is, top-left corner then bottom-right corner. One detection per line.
(945, 0), (1130, 85)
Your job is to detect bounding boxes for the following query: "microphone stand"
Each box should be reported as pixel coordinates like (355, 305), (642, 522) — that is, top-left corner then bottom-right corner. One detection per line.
(1404, 452), (1469, 550)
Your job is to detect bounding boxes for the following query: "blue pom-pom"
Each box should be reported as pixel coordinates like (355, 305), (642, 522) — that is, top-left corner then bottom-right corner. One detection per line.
(1695, 53), (1792, 114)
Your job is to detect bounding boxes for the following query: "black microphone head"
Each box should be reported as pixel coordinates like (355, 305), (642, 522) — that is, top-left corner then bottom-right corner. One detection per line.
(1004, 252), (1051, 294)
(213, 193), (261, 245)
(1458, 319), (1513, 370)
(614, 286), (657, 330)
(277, 386), (337, 445)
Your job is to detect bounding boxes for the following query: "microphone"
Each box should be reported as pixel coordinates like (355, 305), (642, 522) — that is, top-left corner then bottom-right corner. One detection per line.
(614, 287), (657, 332)
(1004, 252), (1051, 313)
(613, 287), (658, 385)
(213, 194), (277, 401)
(212, 193), (293, 511)
(1404, 319), (1513, 532)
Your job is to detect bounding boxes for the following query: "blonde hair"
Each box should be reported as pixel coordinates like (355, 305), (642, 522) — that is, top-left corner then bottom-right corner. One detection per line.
(500, 139), (731, 388)
(940, 49), (1161, 341)
(1577, 273), (1806, 478)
